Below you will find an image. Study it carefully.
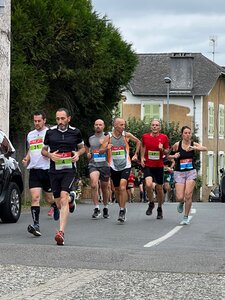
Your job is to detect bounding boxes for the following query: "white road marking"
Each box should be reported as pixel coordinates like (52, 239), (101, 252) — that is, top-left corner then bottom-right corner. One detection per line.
(144, 226), (182, 248)
(144, 208), (197, 248)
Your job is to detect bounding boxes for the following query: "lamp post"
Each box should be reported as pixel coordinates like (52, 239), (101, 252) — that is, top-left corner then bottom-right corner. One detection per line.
(164, 76), (171, 128)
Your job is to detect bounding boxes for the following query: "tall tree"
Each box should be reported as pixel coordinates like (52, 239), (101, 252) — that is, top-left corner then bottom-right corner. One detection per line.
(11, 0), (137, 137)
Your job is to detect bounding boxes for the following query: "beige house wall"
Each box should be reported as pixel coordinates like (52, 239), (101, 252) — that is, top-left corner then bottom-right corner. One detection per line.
(163, 104), (192, 128)
(122, 103), (141, 120)
(201, 77), (225, 200)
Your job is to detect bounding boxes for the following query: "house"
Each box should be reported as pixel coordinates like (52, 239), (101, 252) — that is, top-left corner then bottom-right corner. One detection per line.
(0, 0), (11, 136)
(121, 53), (225, 201)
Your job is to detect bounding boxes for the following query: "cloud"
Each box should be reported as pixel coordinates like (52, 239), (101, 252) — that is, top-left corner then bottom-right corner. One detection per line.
(92, 0), (225, 65)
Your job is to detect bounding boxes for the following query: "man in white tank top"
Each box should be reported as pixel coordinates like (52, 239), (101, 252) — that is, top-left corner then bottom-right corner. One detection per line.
(22, 112), (57, 237)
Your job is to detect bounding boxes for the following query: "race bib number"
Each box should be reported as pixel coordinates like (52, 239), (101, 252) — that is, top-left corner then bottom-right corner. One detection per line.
(180, 158), (193, 170)
(128, 182), (134, 188)
(148, 151), (160, 160)
(29, 138), (43, 151)
(111, 146), (125, 160)
(93, 149), (106, 162)
(55, 152), (72, 170)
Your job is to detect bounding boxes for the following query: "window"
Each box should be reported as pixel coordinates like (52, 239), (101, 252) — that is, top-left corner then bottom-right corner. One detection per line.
(142, 103), (161, 124)
(0, 0), (5, 7)
(208, 102), (214, 138)
(206, 151), (214, 187)
(219, 104), (224, 138)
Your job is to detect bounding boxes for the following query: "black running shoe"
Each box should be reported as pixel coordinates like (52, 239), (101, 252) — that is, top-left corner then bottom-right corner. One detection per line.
(92, 208), (101, 219)
(103, 207), (109, 219)
(27, 224), (41, 237)
(118, 209), (126, 223)
(146, 202), (155, 216)
(157, 207), (163, 219)
(53, 203), (60, 221)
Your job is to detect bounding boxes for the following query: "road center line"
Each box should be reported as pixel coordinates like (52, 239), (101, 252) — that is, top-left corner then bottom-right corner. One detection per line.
(144, 208), (197, 248)
(191, 208), (196, 214)
(144, 226), (182, 248)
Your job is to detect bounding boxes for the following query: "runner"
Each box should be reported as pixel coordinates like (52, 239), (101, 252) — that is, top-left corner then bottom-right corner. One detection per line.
(22, 111), (58, 237)
(127, 169), (135, 203)
(170, 126), (207, 224)
(86, 119), (110, 219)
(41, 108), (85, 245)
(100, 117), (140, 223)
(141, 119), (169, 219)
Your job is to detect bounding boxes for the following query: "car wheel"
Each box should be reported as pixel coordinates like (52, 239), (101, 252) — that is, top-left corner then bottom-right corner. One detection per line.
(221, 192), (225, 203)
(0, 182), (22, 223)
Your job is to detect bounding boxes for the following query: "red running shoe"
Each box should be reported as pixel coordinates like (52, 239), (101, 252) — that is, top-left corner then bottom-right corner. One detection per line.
(55, 230), (64, 245)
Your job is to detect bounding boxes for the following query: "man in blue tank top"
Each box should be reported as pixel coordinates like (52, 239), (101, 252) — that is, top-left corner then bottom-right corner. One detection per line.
(86, 119), (110, 219)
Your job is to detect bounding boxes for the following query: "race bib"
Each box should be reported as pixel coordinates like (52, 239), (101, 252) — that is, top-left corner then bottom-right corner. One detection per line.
(180, 158), (193, 170)
(128, 182), (134, 188)
(111, 146), (125, 160)
(29, 138), (43, 151)
(148, 151), (160, 160)
(55, 152), (72, 170)
(93, 149), (106, 162)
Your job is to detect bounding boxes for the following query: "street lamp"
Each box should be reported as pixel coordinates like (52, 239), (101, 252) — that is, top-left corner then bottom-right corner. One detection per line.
(164, 76), (172, 128)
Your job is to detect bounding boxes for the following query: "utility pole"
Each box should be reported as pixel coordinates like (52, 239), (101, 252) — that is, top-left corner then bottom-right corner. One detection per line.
(0, 0), (10, 136)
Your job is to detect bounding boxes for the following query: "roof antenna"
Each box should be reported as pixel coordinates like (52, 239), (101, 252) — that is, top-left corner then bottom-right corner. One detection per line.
(209, 35), (217, 62)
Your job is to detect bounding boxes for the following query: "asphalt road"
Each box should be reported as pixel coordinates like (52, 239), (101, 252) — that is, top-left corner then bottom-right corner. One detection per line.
(0, 201), (225, 299)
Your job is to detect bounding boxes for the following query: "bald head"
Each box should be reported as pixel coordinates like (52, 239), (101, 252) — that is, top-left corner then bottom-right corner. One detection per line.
(113, 117), (125, 134)
(94, 119), (105, 134)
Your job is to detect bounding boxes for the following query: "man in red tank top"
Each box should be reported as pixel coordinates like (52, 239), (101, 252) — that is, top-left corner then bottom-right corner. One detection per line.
(141, 119), (169, 219)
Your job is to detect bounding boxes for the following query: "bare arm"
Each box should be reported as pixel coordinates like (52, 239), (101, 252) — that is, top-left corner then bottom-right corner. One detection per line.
(41, 146), (60, 161)
(168, 142), (180, 159)
(191, 142), (207, 152)
(72, 144), (85, 162)
(126, 132), (141, 161)
(140, 142), (146, 168)
(22, 151), (30, 167)
(99, 135), (110, 154)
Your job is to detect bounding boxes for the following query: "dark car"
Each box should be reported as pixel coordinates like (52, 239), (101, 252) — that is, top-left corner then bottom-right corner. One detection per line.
(0, 130), (23, 223)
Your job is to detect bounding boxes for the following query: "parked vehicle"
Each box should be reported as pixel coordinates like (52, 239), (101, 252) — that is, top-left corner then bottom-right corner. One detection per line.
(0, 130), (23, 223)
(219, 168), (225, 202)
(208, 168), (225, 203)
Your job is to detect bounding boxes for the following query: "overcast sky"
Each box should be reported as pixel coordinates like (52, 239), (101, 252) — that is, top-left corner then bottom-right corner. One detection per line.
(92, 0), (225, 66)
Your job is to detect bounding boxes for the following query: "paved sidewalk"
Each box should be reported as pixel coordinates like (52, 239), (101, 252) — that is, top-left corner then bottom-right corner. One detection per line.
(0, 264), (225, 299)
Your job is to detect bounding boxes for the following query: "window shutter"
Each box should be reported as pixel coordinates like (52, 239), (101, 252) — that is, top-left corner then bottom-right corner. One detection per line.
(207, 151), (214, 187)
(219, 104), (224, 138)
(208, 102), (214, 137)
(143, 104), (160, 123)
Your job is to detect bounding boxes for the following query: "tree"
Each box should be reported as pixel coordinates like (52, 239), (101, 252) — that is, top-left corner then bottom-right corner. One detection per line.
(11, 0), (138, 137)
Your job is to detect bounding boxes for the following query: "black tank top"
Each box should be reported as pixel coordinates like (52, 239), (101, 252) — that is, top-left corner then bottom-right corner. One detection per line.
(175, 141), (195, 172)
